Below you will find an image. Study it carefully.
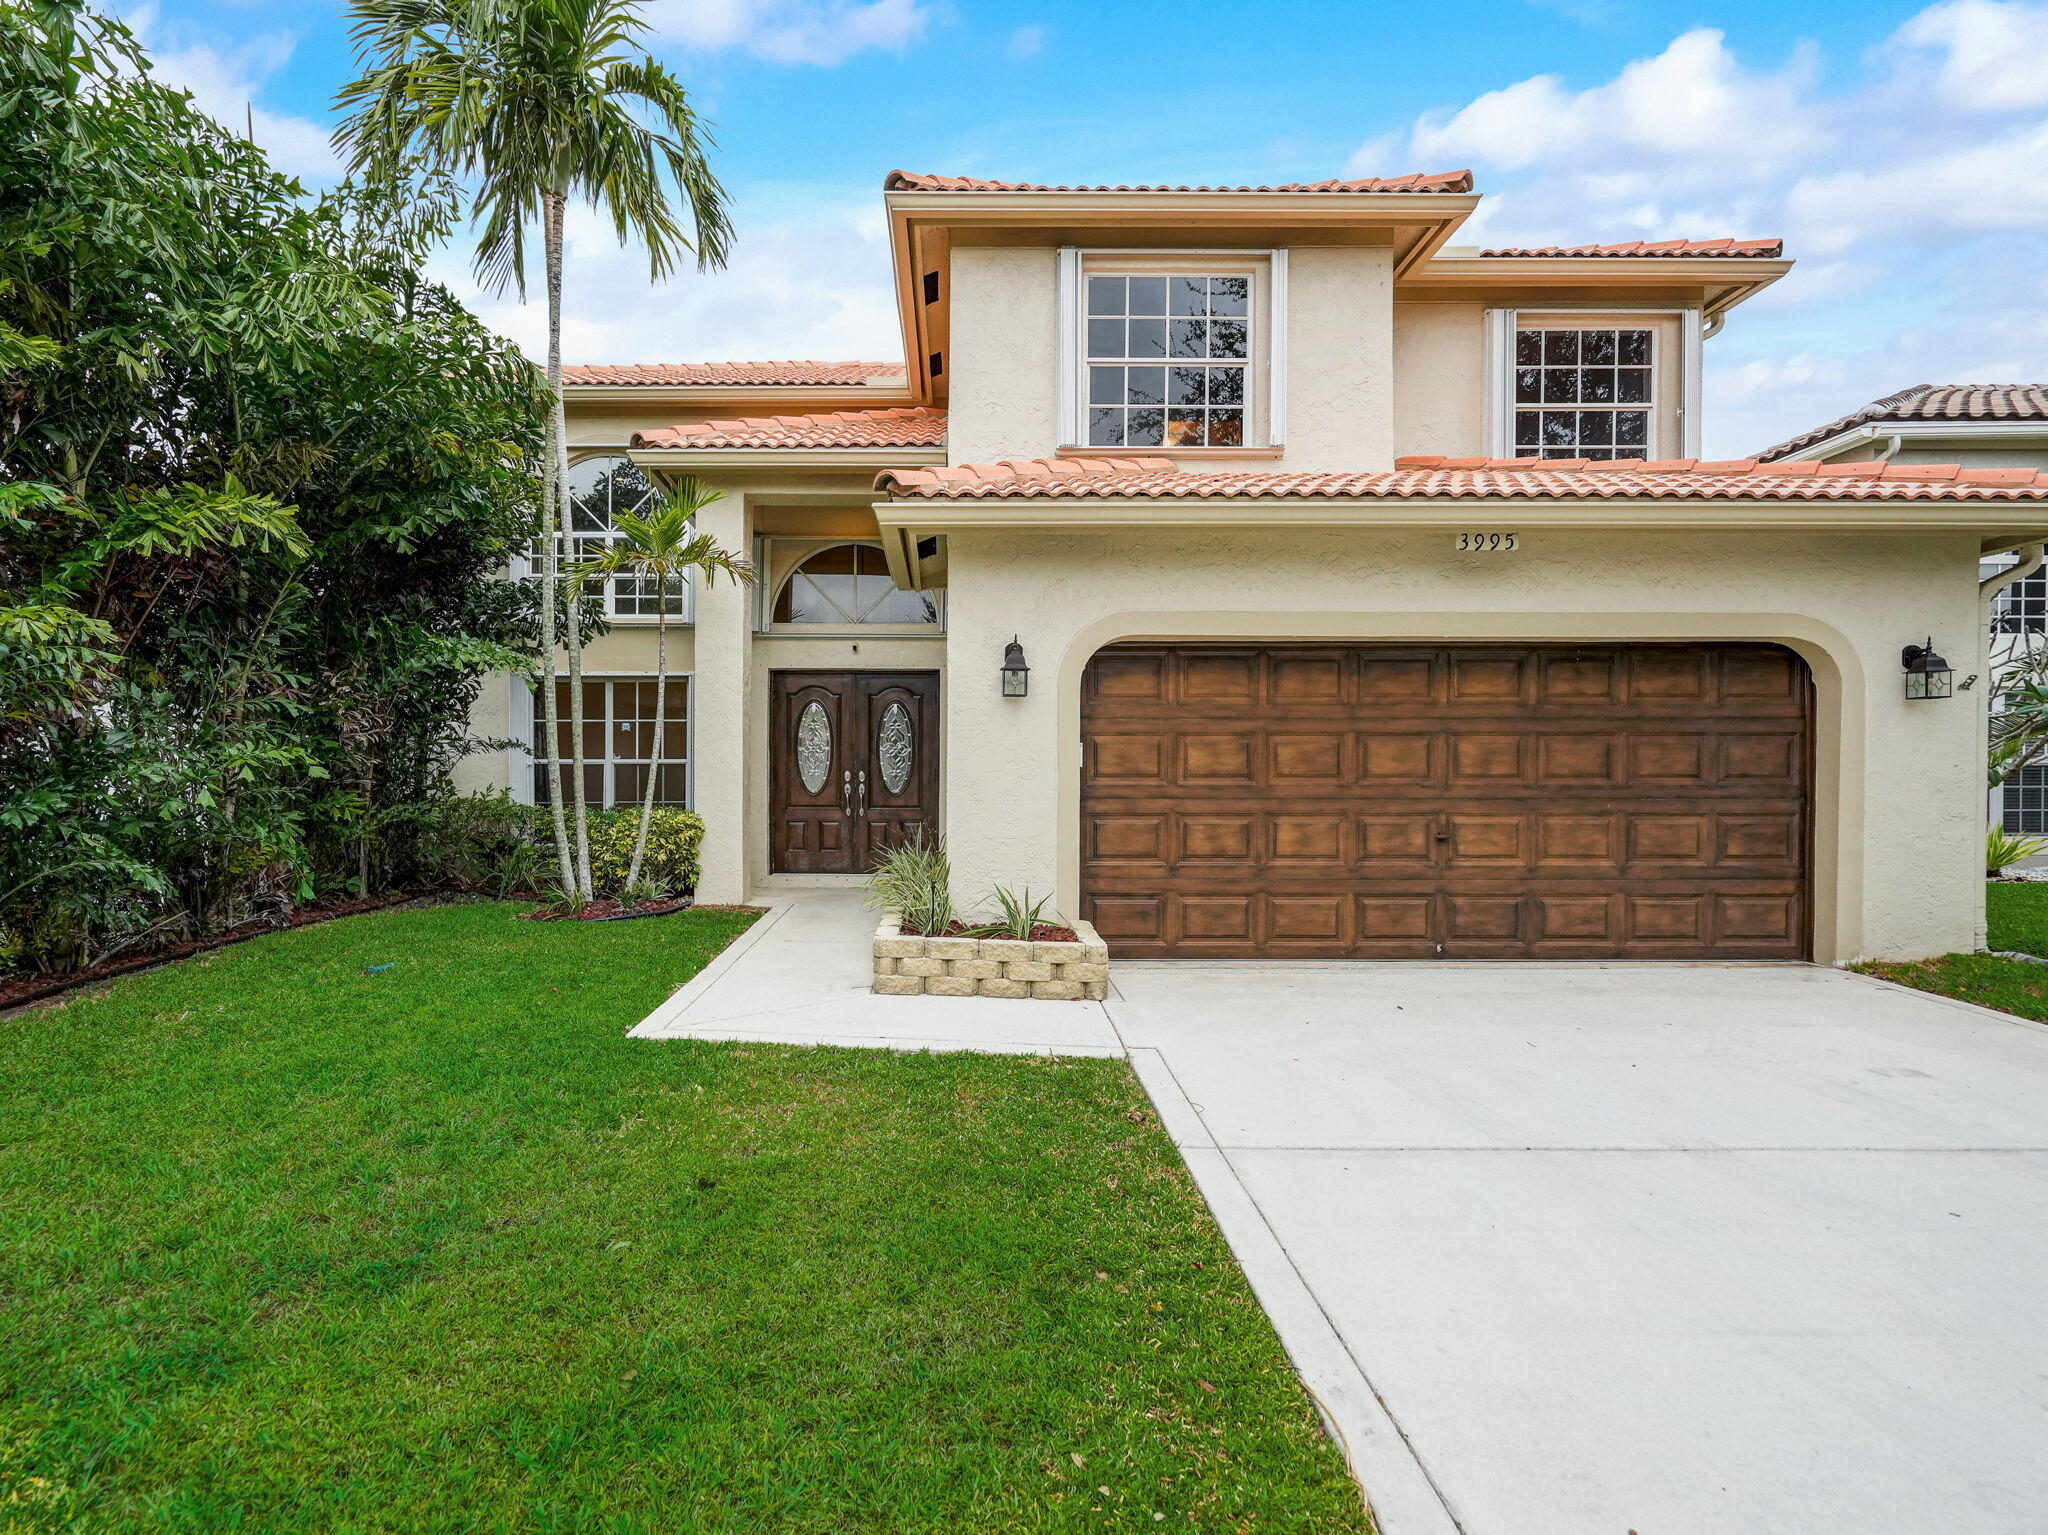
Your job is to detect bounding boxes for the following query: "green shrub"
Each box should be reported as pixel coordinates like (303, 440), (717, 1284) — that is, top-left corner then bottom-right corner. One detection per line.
(588, 808), (704, 898)
(863, 831), (953, 935)
(1988, 824), (2048, 877)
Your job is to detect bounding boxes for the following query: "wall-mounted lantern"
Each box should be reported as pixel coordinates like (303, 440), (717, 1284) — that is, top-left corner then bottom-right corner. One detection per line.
(1901, 639), (1954, 700)
(1000, 636), (1030, 697)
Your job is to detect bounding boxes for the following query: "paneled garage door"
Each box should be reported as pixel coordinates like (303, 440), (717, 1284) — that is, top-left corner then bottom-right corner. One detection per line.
(1080, 643), (1811, 960)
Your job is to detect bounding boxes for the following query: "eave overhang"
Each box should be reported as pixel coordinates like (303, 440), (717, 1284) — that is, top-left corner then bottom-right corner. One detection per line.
(873, 493), (2048, 550)
(1402, 255), (1792, 316)
(629, 446), (949, 472)
(1766, 419), (2048, 463)
(887, 189), (1481, 406)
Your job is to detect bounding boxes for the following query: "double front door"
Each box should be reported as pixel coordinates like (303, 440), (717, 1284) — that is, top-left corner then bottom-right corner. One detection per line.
(770, 671), (939, 873)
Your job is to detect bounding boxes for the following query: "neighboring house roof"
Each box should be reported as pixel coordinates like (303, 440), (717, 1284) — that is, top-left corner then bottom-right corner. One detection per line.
(1755, 384), (2048, 462)
(875, 454), (2048, 502)
(884, 169), (1474, 194)
(633, 407), (946, 450)
(1479, 238), (1782, 258)
(564, 361), (904, 387)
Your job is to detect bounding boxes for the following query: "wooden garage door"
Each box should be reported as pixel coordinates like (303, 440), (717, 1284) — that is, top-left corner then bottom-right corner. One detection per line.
(1081, 643), (1811, 960)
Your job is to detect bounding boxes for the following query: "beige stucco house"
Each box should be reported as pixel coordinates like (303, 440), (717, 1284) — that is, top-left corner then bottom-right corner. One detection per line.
(457, 169), (2048, 963)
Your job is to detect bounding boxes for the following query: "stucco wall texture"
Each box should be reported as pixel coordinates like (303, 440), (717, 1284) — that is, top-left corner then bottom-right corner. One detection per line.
(940, 526), (1985, 964)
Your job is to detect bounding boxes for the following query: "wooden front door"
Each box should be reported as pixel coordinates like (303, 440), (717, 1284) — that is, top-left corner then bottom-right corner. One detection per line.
(770, 672), (939, 873)
(1081, 643), (1812, 960)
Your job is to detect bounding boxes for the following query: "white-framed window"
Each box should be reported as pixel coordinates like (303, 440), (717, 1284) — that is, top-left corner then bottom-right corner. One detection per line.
(528, 674), (691, 808)
(1995, 570), (2047, 634)
(1486, 309), (1696, 460)
(1513, 325), (1655, 460)
(2003, 764), (2048, 833)
(1060, 248), (1281, 451)
(1084, 275), (1250, 448)
(760, 540), (941, 631)
(536, 455), (689, 621)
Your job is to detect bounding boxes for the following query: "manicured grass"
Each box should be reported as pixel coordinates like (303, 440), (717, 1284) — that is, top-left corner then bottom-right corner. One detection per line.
(0, 901), (1365, 1533)
(1985, 878), (2048, 955)
(1856, 881), (2048, 1020)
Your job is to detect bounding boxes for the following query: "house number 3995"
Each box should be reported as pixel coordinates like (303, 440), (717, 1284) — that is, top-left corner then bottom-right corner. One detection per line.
(1456, 531), (1517, 552)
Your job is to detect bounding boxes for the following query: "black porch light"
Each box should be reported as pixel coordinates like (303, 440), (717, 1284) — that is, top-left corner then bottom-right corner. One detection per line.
(1001, 636), (1030, 697)
(1901, 638), (1953, 700)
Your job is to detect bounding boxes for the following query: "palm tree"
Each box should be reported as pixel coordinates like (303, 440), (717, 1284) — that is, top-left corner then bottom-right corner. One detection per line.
(333, 0), (732, 898)
(567, 479), (751, 895)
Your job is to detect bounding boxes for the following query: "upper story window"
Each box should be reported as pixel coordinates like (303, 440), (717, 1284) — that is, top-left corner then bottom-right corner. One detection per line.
(1513, 326), (1654, 460)
(558, 455), (688, 619)
(1061, 249), (1278, 453)
(770, 543), (938, 626)
(1085, 275), (1249, 449)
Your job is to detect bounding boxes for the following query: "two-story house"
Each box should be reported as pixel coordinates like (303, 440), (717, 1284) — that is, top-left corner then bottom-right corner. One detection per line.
(456, 169), (2048, 962)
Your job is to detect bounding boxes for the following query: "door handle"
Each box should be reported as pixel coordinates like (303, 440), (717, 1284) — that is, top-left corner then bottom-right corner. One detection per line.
(842, 769), (852, 816)
(857, 769), (868, 815)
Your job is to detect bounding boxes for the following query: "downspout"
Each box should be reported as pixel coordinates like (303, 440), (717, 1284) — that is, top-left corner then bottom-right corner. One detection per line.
(1977, 543), (2047, 946)
(1875, 432), (1904, 462)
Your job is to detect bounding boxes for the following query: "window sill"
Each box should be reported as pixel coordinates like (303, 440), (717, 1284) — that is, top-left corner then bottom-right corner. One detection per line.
(757, 624), (945, 640)
(1057, 444), (1284, 459)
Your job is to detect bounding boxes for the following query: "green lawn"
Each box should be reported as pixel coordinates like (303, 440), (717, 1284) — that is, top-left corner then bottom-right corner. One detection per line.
(0, 901), (1366, 1533)
(1855, 881), (2048, 1020)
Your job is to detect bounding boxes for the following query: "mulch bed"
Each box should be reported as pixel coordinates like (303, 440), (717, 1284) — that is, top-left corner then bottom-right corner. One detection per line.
(915, 921), (1080, 944)
(0, 892), (422, 1014)
(520, 896), (695, 923)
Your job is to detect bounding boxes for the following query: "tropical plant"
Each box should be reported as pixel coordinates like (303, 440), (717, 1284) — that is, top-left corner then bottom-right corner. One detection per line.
(864, 831), (954, 937)
(1988, 825), (2048, 877)
(0, 3), (546, 971)
(567, 478), (750, 894)
(587, 806), (703, 897)
(988, 885), (1053, 940)
(334, 0), (733, 902)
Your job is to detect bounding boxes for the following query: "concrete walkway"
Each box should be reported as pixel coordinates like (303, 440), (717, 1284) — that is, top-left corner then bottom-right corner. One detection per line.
(634, 894), (2048, 1535)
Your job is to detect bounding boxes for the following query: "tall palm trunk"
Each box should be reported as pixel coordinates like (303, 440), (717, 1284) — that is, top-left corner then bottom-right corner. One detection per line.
(626, 599), (666, 893)
(545, 182), (594, 897)
(534, 192), (573, 892)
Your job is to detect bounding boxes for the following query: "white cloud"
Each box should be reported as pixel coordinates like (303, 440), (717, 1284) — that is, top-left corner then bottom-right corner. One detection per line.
(1353, 3), (2048, 454)
(1896, 0), (2048, 109)
(644, 0), (928, 66)
(438, 196), (900, 371)
(118, 4), (340, 182)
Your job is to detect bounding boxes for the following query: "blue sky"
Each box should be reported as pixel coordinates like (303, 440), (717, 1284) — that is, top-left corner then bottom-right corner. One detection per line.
(121, 0), (2048, 455)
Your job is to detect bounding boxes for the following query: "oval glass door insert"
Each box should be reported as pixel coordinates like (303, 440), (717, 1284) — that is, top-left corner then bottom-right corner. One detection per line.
(796, 700), (832, 794)
(877, 700), (914, 794)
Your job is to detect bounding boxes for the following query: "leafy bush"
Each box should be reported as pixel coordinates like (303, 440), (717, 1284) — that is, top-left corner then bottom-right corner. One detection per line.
(589, 808), (703, 898)
(864, 831), (953, 936)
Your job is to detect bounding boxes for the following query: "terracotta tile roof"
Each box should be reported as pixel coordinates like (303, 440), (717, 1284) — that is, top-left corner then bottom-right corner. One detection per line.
(875, 453), (2048, 502)
(1478, 238), (1782, 258)
(1755, 384), (2048, 461)
(633, 407), (946, 451)
(564, 360), (904, 388)
(884, 169), (1474, 194)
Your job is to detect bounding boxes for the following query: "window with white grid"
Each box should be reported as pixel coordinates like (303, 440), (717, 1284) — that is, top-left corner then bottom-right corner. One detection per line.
(1085, 275), (1249, 449)
(1513, 327), (1654, 460)
(530, 676), (689, 808)
(544, 456), (686, 619)
(2003, 764), (2048, 833)
(1996, 571), (2047, 633)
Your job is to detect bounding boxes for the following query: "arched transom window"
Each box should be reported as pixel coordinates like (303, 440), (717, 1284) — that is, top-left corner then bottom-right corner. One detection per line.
(555, 455), (684, 617)
(772, 544), (937, 626)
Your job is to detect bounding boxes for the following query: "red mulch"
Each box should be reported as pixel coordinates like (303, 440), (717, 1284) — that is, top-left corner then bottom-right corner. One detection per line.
(521, 896), (694, 923)
(0, 892), (420, 1014)
(915, 920), (1080, 944)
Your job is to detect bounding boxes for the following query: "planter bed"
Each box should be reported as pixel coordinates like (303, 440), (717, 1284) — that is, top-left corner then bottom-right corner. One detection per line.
(872, 913), (1110, 1000)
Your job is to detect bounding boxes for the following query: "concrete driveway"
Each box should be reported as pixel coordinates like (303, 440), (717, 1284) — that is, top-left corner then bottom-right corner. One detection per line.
(1109, 962), (2048, 1535)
